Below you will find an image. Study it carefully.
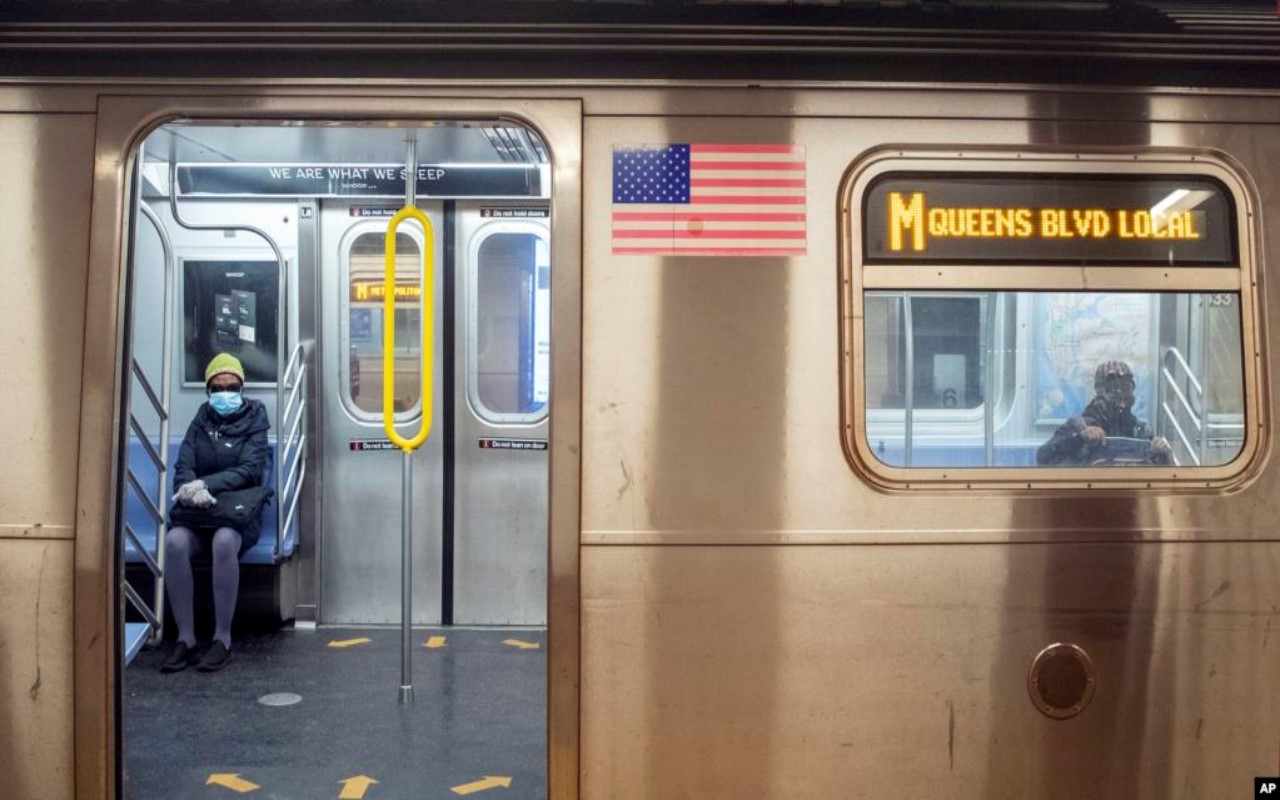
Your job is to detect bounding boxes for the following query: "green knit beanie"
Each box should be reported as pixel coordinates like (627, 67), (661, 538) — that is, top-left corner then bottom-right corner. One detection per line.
(204, 353), (245, 385)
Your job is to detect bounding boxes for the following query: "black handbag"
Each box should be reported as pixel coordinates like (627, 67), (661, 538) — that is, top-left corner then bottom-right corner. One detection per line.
(169, 485), (273, 530)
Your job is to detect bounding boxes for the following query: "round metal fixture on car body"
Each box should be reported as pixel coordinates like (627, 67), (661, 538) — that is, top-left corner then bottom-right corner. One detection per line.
(1027, 643), (1096, 720)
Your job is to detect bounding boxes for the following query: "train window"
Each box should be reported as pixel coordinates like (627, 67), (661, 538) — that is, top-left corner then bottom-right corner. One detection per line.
(862, 290), (1245, 469)
(341, 229), (423, 418)
(842, 153), (1261, 485)
(468, 228), (551, 423)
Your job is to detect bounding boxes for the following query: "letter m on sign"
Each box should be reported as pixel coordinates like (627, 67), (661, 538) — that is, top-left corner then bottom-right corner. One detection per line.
(889, 192), (925, 252)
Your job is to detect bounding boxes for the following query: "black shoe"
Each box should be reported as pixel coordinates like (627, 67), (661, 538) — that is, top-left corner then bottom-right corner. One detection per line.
(197, 641), (232, 672)
(159, 641), (198, 673)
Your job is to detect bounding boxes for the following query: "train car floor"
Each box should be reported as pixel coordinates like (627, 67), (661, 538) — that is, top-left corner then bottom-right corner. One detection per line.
(124, 626), (547, 799)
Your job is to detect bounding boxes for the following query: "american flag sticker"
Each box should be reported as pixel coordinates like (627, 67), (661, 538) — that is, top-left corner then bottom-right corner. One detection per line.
(612, 143), (807, 257)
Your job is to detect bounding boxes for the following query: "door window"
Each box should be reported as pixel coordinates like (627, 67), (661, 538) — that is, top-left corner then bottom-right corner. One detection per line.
(468, 228), (550, 423)
(342, 229), (422, 419)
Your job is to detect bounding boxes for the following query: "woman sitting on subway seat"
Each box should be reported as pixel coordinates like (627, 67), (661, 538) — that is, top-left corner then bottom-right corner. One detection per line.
(160, 353), (271, 673)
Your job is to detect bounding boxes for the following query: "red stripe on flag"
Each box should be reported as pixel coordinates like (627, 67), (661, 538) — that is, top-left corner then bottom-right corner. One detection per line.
(691, 161), (805, 171)
(690, 195), (806, 205)
(689, 178), (805, 188)
(612, 212), (807, 222)
(612, 142), (807, 257)
(689, 144), (803, 154)
(613, 230), (807, 240)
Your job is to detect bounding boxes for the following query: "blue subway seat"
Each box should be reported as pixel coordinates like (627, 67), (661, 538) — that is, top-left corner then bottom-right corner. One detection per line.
(124, 438), (296, 566)
(124, 622), (151, 665)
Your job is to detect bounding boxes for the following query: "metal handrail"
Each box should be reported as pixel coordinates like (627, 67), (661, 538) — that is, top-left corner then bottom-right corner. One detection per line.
(283, 391), (306, 453)
(127, 469), (165, 527)
(276, 343), (307, 557)
(165, 162), (289, 415)
(1160, 366), (1203, 434)
(1159, 346), (1207, 466)
(902, 295), (915, 467)
(280, 363), (307, 476)
(279, 398), (306, 471)
(982, 292), (996, 467)
(137, 200), (175, 641)
(131, 360), (168, 423)
(166, 160), (293, 559)
(124, 583), (162, 631)
(1165, 343), (1204, 398)
(281, 457), (308, 553)
(279, 435), (304, 492)
(124, 523), (162, 579)
(1160, 401), (1198, 466)
(280, 433), (308, 512)
(282, 341), (305, 386)
(282, 363), (306, 429)
(129, 415), (167, 475)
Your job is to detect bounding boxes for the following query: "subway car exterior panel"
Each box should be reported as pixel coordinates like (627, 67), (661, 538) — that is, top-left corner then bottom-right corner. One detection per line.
(1, 7), (1279, 797)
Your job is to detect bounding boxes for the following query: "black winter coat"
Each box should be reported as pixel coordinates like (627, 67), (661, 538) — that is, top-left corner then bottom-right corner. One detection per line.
(170, 398), (271, 550)
(1036, 397), (1148, 466)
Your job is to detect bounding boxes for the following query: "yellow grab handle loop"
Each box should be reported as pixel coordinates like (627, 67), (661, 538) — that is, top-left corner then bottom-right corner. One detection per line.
(383, 206), (434, 452)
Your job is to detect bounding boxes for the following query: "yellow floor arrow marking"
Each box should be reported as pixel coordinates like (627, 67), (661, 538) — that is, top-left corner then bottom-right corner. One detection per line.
(327, 637), (373, 649)
(206, 773), (260, 793)
(451, 775), (513, 795)
(424, 635), (447, 649)
(501, 639), (540, 650)
(338, 774), (379, 799)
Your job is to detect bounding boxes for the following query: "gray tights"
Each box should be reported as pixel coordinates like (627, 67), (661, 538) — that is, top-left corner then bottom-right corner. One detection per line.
(164, 526), (241, 648)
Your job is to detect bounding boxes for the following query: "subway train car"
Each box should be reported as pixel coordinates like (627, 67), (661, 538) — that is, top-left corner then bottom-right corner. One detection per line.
(1, 1), (1279, 798)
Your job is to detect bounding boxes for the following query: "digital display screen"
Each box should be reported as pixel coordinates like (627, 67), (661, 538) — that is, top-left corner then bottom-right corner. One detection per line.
(863, 173), (1235, 265)
(349, 280), (422, 303)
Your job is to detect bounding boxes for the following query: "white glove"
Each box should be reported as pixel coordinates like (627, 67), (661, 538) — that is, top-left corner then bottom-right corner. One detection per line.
(173, 479), (212, 507)
(189, 486), (218, 508)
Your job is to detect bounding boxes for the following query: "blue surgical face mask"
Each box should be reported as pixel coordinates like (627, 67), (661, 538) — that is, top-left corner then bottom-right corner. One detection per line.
(209, 391), (243, 416)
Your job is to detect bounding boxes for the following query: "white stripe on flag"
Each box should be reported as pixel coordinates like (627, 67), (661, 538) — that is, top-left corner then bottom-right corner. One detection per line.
(612, 142), (807, 257)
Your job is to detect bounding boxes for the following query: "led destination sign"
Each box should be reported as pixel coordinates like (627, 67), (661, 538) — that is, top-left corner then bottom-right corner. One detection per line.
(864, 174), (1234, 265)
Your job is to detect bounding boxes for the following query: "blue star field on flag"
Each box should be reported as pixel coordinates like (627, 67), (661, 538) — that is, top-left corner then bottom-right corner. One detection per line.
(612, 145), (691, 204)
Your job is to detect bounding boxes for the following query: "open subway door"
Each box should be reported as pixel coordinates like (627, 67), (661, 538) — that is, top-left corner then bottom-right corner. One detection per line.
(93, 96), (582, 800)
